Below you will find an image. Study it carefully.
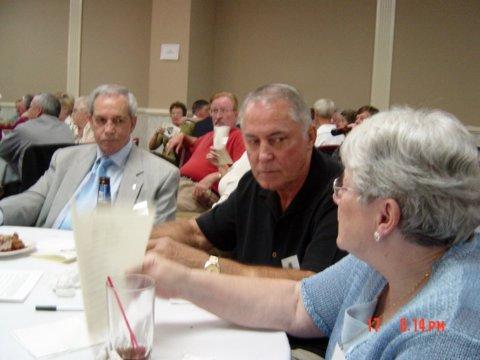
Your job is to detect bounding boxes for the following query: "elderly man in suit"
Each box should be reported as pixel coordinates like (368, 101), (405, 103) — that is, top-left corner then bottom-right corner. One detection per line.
(0, 84), (179, 227)
(0, 93), (74, 176)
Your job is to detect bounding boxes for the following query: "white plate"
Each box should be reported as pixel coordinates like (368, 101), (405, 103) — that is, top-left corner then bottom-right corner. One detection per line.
(0, 239), (36, 257)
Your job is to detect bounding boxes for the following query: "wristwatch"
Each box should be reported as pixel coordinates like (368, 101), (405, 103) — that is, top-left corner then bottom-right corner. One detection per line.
(204, 255), (220, 273)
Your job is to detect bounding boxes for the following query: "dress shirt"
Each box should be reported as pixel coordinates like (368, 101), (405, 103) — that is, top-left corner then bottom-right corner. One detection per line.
(52, 141), (133, 228)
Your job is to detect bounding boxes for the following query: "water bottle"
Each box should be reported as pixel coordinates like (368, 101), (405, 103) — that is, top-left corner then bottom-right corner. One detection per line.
(97, 176), (111, 206)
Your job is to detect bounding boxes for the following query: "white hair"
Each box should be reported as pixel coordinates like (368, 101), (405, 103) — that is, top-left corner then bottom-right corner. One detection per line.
(88, 84), (137, 117)
(313, 98), (335, 118)
(238, 83), (312, 135)
(341, 107), (480, 247)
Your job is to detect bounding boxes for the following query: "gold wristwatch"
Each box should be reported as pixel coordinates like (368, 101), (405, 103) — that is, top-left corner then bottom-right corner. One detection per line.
(204, 255), (220, 273)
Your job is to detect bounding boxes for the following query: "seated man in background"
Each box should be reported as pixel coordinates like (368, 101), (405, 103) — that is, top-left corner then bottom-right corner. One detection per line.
(191, 99), (213, 137)
(71, 96), (95, 144)
(0, 84), (179, 228)
(191, 99), (210, 122)
(167, 92), (245, 213)
(312, 98), (342, 147)
(0, 94), (34, 140)
(0, 93), (74, 176)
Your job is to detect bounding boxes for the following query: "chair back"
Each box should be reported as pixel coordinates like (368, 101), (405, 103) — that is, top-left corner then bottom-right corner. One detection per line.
(21, 143), (75, 191)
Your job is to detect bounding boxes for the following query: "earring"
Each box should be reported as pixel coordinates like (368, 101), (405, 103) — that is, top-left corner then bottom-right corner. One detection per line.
(374, 231), (381, 242)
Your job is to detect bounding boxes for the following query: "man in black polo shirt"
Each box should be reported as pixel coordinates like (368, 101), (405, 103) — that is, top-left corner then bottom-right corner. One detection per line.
(149, 83), (344, 281)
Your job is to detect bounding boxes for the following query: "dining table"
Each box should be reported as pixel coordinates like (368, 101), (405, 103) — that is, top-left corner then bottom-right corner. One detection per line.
(0, 226), (290, 359)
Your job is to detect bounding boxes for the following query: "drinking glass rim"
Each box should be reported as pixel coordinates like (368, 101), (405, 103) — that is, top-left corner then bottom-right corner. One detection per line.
(106, 274), (155, 292)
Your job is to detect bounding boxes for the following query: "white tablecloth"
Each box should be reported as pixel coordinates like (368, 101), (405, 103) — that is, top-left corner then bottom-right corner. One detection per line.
(0, 226), (290, 359)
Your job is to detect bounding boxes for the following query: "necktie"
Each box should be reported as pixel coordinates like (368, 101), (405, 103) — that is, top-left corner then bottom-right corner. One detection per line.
(58, 157), (114, 230)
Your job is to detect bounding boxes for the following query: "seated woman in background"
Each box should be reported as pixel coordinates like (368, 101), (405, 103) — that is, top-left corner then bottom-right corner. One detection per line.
(55, 92), (75, 122)
(355, 105), (379, 125)
(138, 107), (480, 359)
(148, 101), (195, 165)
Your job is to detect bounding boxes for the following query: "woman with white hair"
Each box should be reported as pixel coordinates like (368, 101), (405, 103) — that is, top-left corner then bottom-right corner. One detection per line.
(137, 107), (480, 359)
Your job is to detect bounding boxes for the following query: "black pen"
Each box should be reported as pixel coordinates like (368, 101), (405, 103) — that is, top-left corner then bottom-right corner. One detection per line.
(35, 305), (84, 311)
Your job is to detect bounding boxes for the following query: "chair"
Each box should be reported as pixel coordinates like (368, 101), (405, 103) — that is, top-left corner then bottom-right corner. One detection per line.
(21, 143), (75, 191)
(317, 145), (340, 156)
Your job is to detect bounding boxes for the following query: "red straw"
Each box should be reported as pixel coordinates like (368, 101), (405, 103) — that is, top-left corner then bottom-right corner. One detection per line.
(107, 276), (139, 349)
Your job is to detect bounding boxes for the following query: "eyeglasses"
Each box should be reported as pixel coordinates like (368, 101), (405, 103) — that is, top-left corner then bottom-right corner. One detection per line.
(210, 108), (233, 115)
(332, 177), (354, 198)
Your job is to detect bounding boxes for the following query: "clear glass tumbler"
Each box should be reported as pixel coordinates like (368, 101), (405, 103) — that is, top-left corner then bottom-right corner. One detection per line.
(106, 274), (155, 360)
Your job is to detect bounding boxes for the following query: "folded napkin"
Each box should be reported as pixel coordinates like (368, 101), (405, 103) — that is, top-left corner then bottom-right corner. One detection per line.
(14, 315), (103, 358)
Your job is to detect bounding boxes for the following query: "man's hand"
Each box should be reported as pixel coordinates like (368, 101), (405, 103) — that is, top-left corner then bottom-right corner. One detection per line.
(148, 236), (209, 269)
(192, 173), (219, 207)
(166, 133), (185, 154)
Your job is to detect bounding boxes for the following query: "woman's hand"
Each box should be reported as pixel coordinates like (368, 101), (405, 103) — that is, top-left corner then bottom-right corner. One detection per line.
(138, 251), (191, 299)
(166, 133), (185, 154)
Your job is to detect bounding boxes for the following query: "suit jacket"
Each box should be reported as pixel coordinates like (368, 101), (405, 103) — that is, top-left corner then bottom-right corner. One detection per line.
(0, 114), (74, 175)
(0, 144), (180, 227)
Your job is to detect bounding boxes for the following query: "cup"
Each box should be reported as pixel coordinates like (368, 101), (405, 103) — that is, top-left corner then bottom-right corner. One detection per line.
(213, 125), (230, 149)
(106, 274), (155, 360)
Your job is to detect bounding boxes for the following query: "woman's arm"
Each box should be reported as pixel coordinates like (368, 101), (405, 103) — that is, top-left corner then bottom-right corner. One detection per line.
(139, 253), (323, 337)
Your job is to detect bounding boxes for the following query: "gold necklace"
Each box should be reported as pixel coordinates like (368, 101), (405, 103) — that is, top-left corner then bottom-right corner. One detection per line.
(373, 271), (431, 325)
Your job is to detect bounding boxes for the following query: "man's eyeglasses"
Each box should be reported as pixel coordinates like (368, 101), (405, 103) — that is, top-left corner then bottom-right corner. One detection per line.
(332, 177), (354, 198)
(210, 108), (233, 115)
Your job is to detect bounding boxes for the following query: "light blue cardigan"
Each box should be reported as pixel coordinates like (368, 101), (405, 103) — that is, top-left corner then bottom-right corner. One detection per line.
(301, 233), (480, 359)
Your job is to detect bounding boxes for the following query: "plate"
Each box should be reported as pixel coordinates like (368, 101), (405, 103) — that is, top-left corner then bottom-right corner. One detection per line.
(0, 239), (36, 257)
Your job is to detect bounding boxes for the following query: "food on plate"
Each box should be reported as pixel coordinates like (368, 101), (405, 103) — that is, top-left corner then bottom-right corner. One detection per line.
(0, 233), (25, 252)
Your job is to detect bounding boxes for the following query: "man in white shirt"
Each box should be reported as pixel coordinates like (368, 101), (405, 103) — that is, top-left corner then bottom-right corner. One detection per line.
(313, 98), (344, 147)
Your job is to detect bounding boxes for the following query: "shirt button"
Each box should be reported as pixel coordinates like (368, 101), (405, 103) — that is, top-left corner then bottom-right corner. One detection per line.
(272, 251), (277, 258)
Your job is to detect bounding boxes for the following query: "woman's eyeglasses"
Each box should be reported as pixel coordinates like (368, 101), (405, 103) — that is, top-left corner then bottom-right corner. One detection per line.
(332, 177), (354, 198)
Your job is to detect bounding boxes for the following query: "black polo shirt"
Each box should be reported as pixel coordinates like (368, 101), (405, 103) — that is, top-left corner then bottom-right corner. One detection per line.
(196, 150), (345, 273)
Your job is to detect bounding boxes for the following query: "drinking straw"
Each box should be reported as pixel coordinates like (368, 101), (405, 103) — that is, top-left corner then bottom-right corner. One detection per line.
(107, 276), (139, 349)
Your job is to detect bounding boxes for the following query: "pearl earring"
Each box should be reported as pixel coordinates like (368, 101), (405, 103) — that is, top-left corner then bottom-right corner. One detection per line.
(374, 231), (381, 242)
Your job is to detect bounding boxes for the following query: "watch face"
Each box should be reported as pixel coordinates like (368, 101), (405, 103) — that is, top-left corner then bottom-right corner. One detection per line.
(205, 264), (220, 273)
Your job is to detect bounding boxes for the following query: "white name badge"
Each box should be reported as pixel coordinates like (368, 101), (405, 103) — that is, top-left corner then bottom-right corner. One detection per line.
(332, 343), (346, 360)
(281, 255), (300, 269)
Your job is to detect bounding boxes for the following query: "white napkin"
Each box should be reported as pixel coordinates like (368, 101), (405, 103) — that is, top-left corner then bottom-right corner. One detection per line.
(13, 315), (103, 358)
(32, 235), (77, 263)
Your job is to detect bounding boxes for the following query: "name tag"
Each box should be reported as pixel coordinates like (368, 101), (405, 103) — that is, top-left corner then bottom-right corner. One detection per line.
(281, 255), (300, 269)
(332, 343), (346, 360)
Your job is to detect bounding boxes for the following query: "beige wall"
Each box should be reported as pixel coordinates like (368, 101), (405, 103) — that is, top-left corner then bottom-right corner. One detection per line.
(1, 0), (479, 129)
(212, 0), (377, 109)
(186, 0), (216, 107)
(80, 0), (152, 105)
(391, 0), (480, 126)
(0, 0), (69, 101)
(148, 0), (192, 109)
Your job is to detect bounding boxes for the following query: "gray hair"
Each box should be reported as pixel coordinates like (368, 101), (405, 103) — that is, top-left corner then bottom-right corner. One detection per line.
(88, 84), (137, 117)
(22, 94), (34, 109)
(341, 107), (480, 247)
(313, 98), (335, 118)
(239, 83), (312, 135)
(32, 93), (61, 117)
(74, 96), (88, 110)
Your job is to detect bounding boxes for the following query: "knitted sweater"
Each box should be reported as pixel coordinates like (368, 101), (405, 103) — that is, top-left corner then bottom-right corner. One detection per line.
(301, 233), (480, 359)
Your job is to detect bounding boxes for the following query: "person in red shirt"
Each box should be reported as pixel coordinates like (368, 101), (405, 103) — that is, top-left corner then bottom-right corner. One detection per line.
(167, 92), (245, 213)
(0, 94), (34, 140)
